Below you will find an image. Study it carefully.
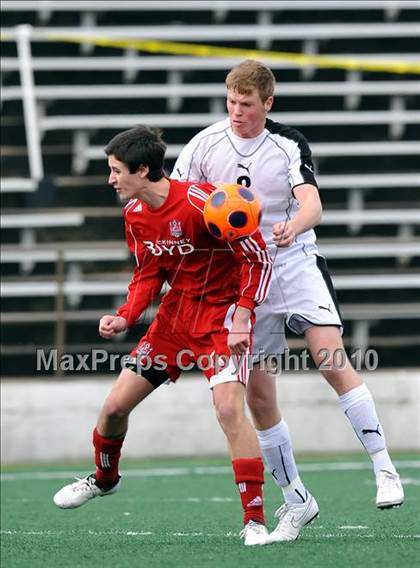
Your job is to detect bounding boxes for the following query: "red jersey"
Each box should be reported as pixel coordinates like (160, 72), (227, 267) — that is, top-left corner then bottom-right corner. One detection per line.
(116, 179), (272, 327)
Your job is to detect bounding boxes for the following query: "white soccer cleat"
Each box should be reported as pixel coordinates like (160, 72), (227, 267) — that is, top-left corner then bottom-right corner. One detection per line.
(53, 474), (120, 509)
(267, 494), (319, 543)
(239, 520), (269, 546)
(376, 470), (404, 509)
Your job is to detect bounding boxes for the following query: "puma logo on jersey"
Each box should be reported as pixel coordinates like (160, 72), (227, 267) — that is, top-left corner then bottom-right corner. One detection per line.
(238, 162), (252, 174)
(304, 163), (314, 173)
(176, 167), (184, 178)
(318, 304), (332, 313)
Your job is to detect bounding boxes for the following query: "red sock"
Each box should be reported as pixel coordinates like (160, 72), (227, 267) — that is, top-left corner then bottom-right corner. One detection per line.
(93, 427), (124, 488)
(232, 457), (265, 525)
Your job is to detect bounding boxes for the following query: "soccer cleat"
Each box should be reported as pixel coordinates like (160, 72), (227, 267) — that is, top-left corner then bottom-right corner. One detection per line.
(376, 470), (404, 509)
(267, 494), (319, 543)
(53, 474), (120, 509)
(239, 520), (269, 546)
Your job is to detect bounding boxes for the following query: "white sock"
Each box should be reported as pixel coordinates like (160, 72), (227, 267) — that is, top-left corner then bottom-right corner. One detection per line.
(339, 384), (396, 475)
(257, 420), (309, 505)
(371, 449), (398, 477)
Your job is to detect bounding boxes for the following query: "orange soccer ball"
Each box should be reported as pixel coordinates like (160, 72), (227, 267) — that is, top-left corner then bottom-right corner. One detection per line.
(203, 183), (262, 241)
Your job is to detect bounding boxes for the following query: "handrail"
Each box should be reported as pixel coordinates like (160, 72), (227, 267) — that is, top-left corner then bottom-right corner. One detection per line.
(321, 210), (420, 224)
(2, 273), (420, 297)
(39, 110), (420, 130)
(2, 208), (419, 224)
(2, 239), (419, 263)
(1, 212), (85, 228)
(2, 1), (418, 12)
(305, 173), (420, 189)
(0, 178), (37, 192)
(3, 303), (420, 324)
(2, 23), (420, 41)
(15, 25), (44, 181)
(2, 173), (419, 193)
(2, 54), (419, 72)
(85, 141), (420, 161)
(1, 247), (129, 263)
(2, 81), (420, 101)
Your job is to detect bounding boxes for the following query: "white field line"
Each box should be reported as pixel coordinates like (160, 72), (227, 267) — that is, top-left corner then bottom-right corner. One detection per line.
(400, 477), (420, 485)
(1, 460), (420, 482)
(365, 477), (420, 486)
(338, 525), (369, 529)
(121, 496), (235, 503)
(1, 529), (419, 540)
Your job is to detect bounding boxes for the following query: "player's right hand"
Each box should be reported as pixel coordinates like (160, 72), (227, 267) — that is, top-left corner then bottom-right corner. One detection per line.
(99, 315), (128, 339)
(273, 220), (296, 247)
(228, 306), (251, 355)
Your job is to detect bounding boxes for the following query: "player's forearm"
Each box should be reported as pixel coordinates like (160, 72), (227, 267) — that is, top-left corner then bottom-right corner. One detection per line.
(234, 305), (252, 323)
(231, 231), (273, 307)
(291, 198), (322, 235)
(273, 189), (322, 247)
(117, 270), (164, 328)
(229, 306), (252, 355)
(115, 304), (143, 328)
(117, 284), (161, 327)
(292, 184), (323, 234)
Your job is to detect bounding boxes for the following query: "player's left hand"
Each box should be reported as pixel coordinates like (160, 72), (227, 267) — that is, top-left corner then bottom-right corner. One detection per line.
(228, 306), (251, 355)
(273, 221), (296, 247)
(99, 314), (128, 339)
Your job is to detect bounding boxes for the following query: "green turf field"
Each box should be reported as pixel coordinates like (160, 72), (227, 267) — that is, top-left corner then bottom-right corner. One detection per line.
(1, 454), (419, 568)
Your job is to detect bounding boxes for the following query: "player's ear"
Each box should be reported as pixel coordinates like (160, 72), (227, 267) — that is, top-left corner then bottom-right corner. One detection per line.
(264, 96), (273, 112)
(136, 164), (149, 178)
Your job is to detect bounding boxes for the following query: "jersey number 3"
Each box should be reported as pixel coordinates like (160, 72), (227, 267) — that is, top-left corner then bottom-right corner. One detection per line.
(236, 175), (251, 187)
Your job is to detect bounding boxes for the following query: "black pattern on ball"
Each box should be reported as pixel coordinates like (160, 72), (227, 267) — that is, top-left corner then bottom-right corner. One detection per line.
(208, 222), (222, 238)
(228, 211), (248, 228)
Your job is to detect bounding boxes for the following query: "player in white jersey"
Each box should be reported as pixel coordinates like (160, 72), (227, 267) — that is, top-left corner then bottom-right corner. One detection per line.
(172, 59), (403, 542)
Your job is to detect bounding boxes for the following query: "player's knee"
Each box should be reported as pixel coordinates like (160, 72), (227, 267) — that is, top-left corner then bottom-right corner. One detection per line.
(320, 364), (361, 393)
(214, 397), (243, 434)
(102, 397), (130, 420)
(246, 388), (274, 414)
(247, 394), (281, 429)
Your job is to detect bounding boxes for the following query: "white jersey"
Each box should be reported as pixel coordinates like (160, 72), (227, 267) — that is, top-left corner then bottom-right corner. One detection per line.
(171, 117), (320, 262)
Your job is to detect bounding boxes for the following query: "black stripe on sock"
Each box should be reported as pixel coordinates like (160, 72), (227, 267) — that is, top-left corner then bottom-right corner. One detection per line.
(278, 446), (291, 484)
(295, 489), (306, 503)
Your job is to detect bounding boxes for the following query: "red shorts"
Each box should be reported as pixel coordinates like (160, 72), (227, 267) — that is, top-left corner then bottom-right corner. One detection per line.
(129, 291), (253, 388)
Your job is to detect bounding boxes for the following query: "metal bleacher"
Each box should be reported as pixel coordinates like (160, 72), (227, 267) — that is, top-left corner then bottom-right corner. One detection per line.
(1, 0), (419, 375)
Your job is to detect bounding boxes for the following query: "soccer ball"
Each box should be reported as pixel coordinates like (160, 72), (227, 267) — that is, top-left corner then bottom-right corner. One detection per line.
(203, 183), (262, 241)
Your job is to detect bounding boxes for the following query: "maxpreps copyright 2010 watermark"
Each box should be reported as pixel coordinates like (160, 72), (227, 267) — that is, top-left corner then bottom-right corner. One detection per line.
(36, 347), (379, 373)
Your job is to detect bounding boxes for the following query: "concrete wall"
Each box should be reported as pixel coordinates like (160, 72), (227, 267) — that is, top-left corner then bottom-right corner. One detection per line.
(1, 370), (419, 463)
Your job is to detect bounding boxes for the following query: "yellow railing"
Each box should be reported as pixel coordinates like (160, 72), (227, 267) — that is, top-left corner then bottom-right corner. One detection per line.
(1, 30), (419, 75)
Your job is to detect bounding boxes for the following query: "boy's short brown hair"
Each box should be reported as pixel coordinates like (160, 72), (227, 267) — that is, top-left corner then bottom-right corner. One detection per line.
(104, 125), (166, 181)
(225, 59), (275, 103)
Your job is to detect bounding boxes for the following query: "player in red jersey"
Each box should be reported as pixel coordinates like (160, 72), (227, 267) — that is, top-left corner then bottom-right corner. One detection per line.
(53, 125), (272, 546)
